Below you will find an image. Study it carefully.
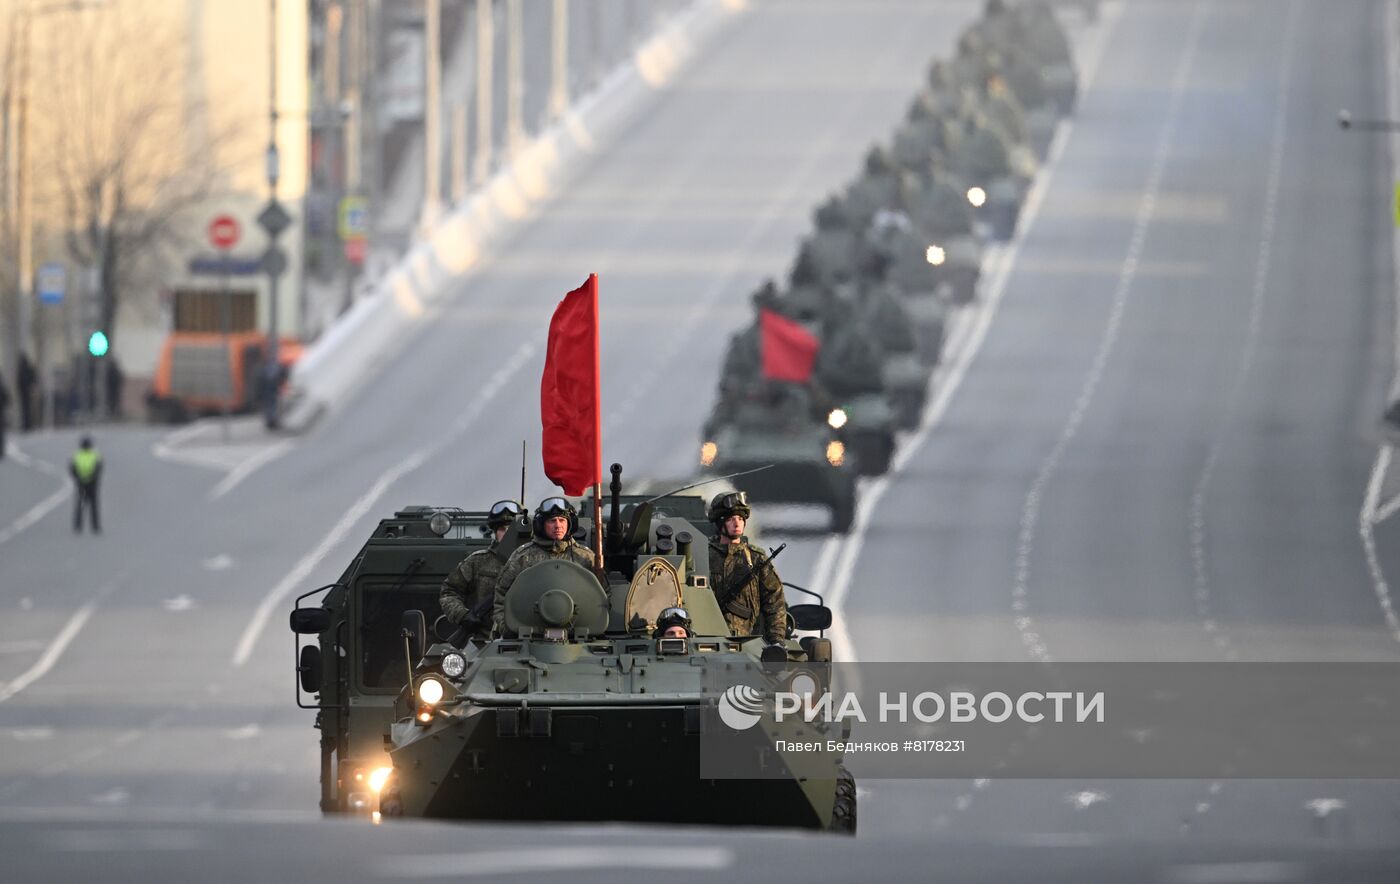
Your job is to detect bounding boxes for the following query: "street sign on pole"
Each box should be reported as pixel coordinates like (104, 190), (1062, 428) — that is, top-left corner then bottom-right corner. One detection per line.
(209, 214), (242, 250)
(338, 196), (369, 241)
(37, 262), (65, 305)
(257, 201), (292, 238)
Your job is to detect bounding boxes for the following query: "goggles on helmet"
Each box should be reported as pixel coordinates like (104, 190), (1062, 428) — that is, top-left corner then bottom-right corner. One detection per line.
(657, 606), (691, 626)
(489, 500), (522, 517)
(538, 497), (572, 516)
(716, 492), (747, 511)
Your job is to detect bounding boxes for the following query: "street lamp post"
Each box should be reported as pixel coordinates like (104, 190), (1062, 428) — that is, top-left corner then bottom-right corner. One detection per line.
(259, 0), (291, 431)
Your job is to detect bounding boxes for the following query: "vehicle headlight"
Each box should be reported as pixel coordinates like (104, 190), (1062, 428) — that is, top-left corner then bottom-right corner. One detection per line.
(368, 766), (393, 793)
(428, 511), (452, 537)
(417, 677), (445, 706)
(700, 440), (718, 466)
(827, 408), (848, 429)
(826, 440), (846, 467)
(966, 186), (987, 208)
(926, 244), (946, 266)
(441, 652), (466, 678)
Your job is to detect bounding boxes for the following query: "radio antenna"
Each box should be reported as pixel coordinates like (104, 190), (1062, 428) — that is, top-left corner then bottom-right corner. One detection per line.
(642, 464), (774, 505)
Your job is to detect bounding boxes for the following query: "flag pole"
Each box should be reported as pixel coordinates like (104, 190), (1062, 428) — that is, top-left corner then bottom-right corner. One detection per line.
(590, 273), (605, 579)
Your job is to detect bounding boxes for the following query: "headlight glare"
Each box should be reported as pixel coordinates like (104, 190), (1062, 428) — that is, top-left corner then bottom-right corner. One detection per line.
(417, 677), (445, 706)
(826, 441), (846, 467)
(926, 244), (946, 266)
(368, 767), (393, 793)
(827, 408), (848, 429)
(966, 186), (987, 208)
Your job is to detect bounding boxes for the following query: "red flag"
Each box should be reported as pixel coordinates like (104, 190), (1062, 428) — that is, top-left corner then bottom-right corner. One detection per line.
(541, 274), (601, 496)
(760, 308), (820, 383)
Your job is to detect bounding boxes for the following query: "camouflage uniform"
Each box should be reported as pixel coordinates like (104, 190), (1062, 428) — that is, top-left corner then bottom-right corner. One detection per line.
(708, 536), (788, 644)
(439, 540), (508, 640)
(491, 537), (596, 635)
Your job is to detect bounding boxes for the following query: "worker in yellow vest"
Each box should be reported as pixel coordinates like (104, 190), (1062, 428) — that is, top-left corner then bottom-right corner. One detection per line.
(70, 436), (102, 534)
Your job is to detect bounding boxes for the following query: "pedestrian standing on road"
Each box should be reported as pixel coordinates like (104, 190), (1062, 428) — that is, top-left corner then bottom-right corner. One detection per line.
(0, 368), (10, 459)
(17, 352), (36, 431)
(70, 435), (102, 534)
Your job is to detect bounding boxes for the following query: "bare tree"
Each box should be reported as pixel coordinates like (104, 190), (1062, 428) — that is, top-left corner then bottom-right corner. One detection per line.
(32, 5), (244, 377)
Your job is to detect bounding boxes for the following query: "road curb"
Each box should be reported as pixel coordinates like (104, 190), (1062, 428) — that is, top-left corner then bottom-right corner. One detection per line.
(279, 0), (739, 435)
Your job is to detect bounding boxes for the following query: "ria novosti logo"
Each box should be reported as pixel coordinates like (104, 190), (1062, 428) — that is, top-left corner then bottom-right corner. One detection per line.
(717, 685), (765, 730)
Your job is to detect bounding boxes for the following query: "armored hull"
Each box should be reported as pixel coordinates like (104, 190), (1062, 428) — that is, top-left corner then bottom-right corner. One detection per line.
(386, 693), (842, 829)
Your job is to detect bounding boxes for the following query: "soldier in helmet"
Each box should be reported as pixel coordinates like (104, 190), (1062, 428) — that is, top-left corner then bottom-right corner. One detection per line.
(491, 496), (597, 636)
(707, 492), (788, 647)
(440, 500), (522, 641)
(654, 606), (693, 639)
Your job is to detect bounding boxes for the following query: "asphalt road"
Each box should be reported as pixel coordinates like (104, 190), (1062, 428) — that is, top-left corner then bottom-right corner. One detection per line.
(5, 0), (1400, 877)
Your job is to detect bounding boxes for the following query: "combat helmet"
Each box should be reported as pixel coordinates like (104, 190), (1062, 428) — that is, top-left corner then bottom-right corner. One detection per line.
(487, 499), (523, 530)
(708, 491), (751, 527)
(532, 496), (578, 539)
(654, 606), (693, 638)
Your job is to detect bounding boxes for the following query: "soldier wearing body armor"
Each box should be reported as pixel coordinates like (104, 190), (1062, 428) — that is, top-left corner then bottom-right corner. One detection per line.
(707, 492), (787, 646)
(440, 500), (521, 641)
(491, 497), (596, 636)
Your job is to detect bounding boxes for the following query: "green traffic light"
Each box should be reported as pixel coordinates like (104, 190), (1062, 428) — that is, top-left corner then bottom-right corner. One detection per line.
(88, 331), (109, 357)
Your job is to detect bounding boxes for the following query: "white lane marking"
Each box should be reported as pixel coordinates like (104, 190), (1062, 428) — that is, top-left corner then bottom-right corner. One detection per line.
(7, 727), (54, 741)
(1373, 490), (1400, 524)
(1360, 0), (1400, 647)
(1305, 797), (1347, 817)
(0, 484), (72, 545)
(89, 787), (131, 806)
(0, 591), (108, 705)
(207, 439), (294, 501)
(224, 724), (261, 740)
(162, 594), (197, 613)
(382, 847), (734, 878)
(0, 712), (176, 804)
(1065, 789), (1109, 810)
(7, 443), (63, 477)
(232, 342), (537, 667)
(149, 421), (231, 472)
(1012, 2), (1206, 665)
(814, 0), (1125, 661)
(1188, 0), (1298, 666)
(1360, 447), (1400, 641)
(202, 554), (234, 571)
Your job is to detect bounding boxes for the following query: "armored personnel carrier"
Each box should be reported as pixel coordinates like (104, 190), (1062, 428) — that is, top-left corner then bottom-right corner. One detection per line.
(701, 382), (858, 533)
(290, 479), (856, 833)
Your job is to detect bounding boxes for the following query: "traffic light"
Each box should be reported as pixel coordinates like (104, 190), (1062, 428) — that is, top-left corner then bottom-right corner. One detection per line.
(87, 330), (109, 357)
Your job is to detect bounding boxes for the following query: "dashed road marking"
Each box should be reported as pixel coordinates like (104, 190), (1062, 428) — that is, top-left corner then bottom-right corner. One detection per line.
(1188, 0), (1298, 666)
(1012, 1), (1206, 664)
(812, 0), (1124, 664)
(232, 342), (537, 667)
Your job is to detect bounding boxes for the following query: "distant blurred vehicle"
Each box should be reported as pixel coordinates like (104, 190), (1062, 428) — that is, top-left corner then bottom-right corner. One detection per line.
(701, 383), (859, 533)
(145, 332), (301, 423)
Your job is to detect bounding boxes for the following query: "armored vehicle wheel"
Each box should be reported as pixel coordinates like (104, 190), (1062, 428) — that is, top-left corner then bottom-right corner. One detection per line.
(831, 492), (855, 534)
(830, 765), (857, 834)
(853, 436), (894, 477)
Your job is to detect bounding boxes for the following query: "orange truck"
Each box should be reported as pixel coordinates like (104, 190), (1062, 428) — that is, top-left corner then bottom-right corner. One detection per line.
(146, 332), (302, 423)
